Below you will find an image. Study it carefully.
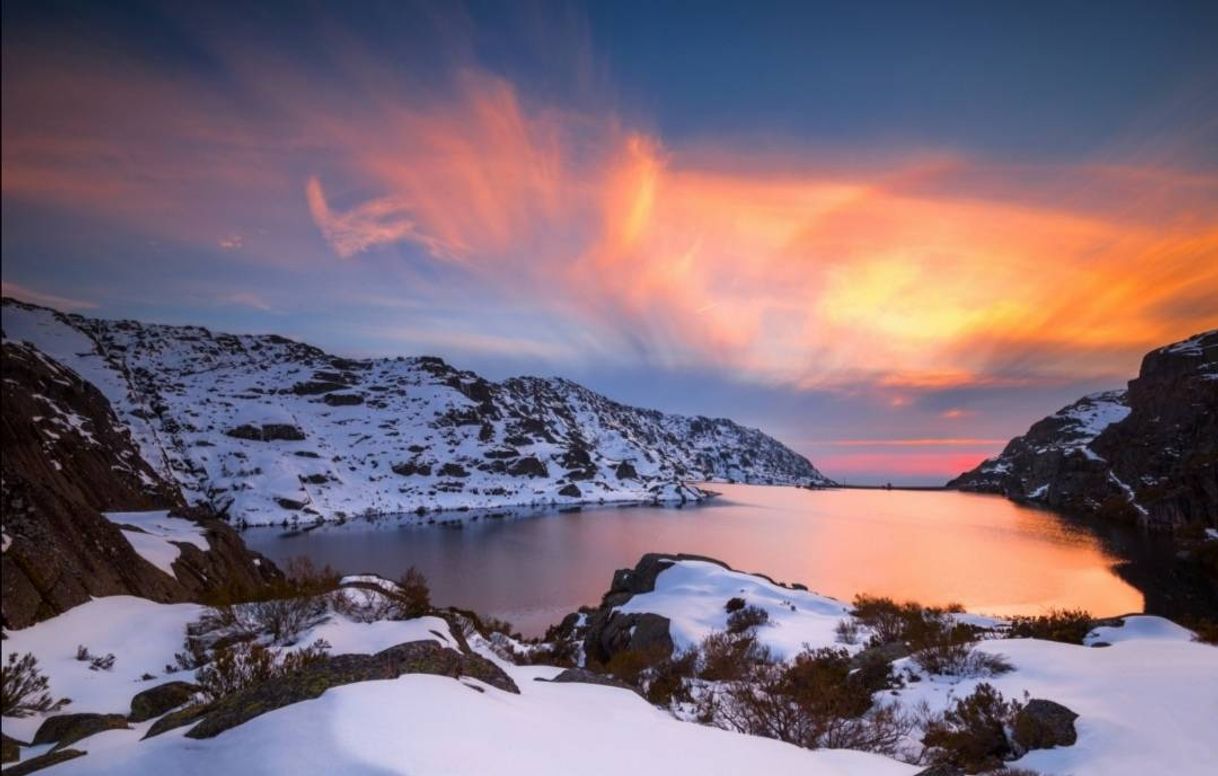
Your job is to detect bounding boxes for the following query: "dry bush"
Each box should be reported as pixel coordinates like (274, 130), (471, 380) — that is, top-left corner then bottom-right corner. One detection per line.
(913, 637), (1013, 678)
(710, 646), (911, 755)
(1006, 609), (1094, 644)
(726, 604), (770, 634)
(1, 652), (70, 717)
(921, 682), (1023, 772)
(724, 597), (746, 613)
(197, 639), (331, 702)
(390, 567), (431, 618)
(834, 618), (862, 645)
(698, 631), (776, 682)
(851, 594), (979, 651)
(642, 647), (699, 706)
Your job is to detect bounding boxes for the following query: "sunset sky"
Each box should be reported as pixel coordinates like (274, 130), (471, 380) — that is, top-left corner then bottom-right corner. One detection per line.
(3, 0), (1217, 484)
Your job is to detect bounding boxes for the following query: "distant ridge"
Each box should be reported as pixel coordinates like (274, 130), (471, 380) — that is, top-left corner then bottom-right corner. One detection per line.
(1, 297), (831, 525)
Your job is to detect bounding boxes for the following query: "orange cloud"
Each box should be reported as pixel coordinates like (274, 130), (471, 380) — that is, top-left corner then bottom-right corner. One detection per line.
(4, 41), (1216, 393)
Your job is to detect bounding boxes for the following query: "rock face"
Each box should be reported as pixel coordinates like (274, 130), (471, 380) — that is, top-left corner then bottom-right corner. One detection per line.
(0, 338), (279, 629)
(2, 298), (831, 526)
(949, 330), (1218, 529)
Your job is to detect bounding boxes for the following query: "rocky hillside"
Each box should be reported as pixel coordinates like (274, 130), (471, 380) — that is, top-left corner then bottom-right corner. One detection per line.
(1, 338), (279, 629)
(1, 298), (830, 526)
(949, 331), (1217, 528)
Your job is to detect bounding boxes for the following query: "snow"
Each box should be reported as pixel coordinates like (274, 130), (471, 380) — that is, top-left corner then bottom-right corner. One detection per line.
(615, 560), (1218, 776)
(616, 560), (853, 659)
(103, 510), (210, 577)
(2, 564), (1215, 775)
(298, 614), (460, 655)
(36, 668), (914, 776)
(0, 597), (206, 739)
(1, 299), (828, 526)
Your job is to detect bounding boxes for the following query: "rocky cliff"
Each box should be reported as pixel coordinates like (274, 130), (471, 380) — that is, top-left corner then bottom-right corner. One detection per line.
(1, 298), (831, 526)
(1, 338), (279, 629)
(949, 331), (1218, 529)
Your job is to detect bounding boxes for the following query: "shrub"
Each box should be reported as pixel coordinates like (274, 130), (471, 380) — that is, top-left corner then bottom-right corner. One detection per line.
(913, 637), (1013, 678)
(834, 618), (862, 645)
(89, 653), (117, 672)
(605, 646), (669, 685)
(698, 631), (776, 682)
(851, 594), (979, 651)
(726, 605), (770, 634)
(643, 647), (699, 706)
(711, 646), (911, 755)
(391, 567), (432, 618)
(197, 639), (331, 701)
(921, 682), (1024, 771)
(724, 597), (746, 613)
(1, 653), (70, 717)
(1006, 609), (1094, 644)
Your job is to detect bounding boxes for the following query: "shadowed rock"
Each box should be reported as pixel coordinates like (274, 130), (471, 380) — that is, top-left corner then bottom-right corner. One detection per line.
(184, 640), (518, 739)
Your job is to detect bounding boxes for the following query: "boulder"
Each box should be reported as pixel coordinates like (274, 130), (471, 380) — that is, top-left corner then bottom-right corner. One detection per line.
(558, 483), (581, 498)
(32, 713), (129, 749)
(1, 749), (86, 776)
(128, 681), (200, 722)
(541, 668), (640, 695)
(184, 641), (518, 739)
(508, 456), (548, 478)
(1013, 698), (1079, 750)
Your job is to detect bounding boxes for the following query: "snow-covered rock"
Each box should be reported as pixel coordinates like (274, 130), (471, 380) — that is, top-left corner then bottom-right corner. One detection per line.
(1, 298), (831, 526)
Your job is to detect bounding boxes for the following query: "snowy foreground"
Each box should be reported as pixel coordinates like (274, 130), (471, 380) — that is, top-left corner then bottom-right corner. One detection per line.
(3, 561), (1216, 775)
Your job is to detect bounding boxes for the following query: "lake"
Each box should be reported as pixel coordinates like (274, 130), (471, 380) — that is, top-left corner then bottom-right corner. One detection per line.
(242, 484), (1146, 636)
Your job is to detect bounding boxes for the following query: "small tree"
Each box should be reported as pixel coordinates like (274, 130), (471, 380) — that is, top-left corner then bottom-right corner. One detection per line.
(391, 567), (432, 619)
(922, 682), (1024, 771)
(1, 653), (70, 717)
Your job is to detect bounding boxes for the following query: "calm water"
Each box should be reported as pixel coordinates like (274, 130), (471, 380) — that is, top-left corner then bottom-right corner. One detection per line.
(242, 484), (1145, 636)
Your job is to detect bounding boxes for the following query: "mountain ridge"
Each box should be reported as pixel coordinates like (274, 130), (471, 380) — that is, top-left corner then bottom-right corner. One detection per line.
(949, 330), (1218, 529)
(1, 297), (831, 526)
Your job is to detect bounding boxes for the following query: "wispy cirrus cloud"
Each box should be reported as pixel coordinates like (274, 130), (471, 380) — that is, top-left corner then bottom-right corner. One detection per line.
(2, 4), (1216, 412)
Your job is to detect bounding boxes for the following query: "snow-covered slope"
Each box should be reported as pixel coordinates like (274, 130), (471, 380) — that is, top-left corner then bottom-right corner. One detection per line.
(949, 390), (1129, 494)
(1, 298), (830, 525)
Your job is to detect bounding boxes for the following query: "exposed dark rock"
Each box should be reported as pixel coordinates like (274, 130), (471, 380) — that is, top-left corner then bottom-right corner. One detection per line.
(615, 461), (638, 480)
(1, 748), (86, 775)
(438, 463), (469, 478)
(0, 339), (280, 629)
(1013, 698), (1079, 750)
(143, 703), (213, 739)
(225, 423), (307, 442)
(508, 456), (548, 478)
(950, 330), (1217, 530)
(2, 733), (20, 764)
(323, 393), (364, 406)
(184, 641), (518, 739)
(392, 461), (432, 477)
(129, 681), (200, 722)
(558, 483), (582, 498)
(541, 668), (642, 695)
(290, 380), (347, 395)
(32, 713), (128, 749)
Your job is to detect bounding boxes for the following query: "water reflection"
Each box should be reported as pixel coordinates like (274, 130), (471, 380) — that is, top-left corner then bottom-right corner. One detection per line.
(242, 484), (1144, 636)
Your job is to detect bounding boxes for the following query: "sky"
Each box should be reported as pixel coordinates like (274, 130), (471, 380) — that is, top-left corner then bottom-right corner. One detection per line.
(3, 0), (1217, 484)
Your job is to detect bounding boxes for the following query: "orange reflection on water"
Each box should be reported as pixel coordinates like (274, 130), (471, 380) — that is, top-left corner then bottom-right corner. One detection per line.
(700, 484), (1143, 617)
